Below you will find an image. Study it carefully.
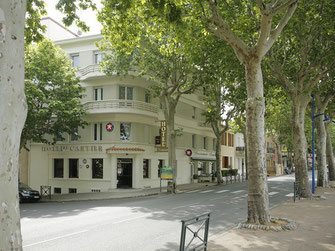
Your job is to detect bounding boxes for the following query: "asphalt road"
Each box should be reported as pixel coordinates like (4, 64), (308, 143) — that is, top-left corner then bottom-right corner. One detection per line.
(20, 175), (296, 251)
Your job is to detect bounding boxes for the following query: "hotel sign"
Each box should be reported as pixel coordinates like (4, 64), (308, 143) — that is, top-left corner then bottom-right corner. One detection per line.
(160, 120), (167, 149)
(42, 145), (103, 152)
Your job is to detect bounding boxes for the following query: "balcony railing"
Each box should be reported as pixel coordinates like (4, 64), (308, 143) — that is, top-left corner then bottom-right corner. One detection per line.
(78, 64), (102, 76)
(83, 99), (158, 114)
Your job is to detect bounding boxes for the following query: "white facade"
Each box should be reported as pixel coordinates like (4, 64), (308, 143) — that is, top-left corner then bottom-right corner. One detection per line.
(25, 33), (218, 194)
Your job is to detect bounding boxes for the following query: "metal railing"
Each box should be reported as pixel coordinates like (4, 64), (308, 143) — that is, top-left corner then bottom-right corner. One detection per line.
(78, 64), (102, 76)
(180, 213), (211, 251)
(222, 173), (247, 184)
(83, 99), (158, 114)
(40, 185), (51, 200)
(293, 182), (300, 202)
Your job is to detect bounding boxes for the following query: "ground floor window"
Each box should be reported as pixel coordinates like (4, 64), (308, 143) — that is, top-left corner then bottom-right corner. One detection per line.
(143, 159), (150, 178)
(92, 158), (103, 179)
(69, 159), (79, 178)
(54, 159), (64, 178)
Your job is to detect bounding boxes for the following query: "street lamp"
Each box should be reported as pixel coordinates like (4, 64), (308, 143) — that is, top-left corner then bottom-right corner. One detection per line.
(311, 94), (331, 194)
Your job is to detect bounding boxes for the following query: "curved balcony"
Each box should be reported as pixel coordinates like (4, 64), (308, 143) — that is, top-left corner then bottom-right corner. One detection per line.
(83, 99), (158, 117)
(79, 64), (101, 76)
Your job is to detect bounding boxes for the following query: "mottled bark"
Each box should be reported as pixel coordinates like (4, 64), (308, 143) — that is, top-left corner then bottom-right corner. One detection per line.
(315, 116), (328, 187)
(326, 126), (335, 181)
(291, 96), (311, 198)
(0, 1), (27, 250)
(162, 94), (178, 193)
(245, 61), (270, 224)
(211, 122), (223, 184)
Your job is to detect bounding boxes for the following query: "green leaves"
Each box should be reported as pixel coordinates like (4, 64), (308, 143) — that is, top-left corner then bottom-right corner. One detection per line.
(22, 39), (87, 149)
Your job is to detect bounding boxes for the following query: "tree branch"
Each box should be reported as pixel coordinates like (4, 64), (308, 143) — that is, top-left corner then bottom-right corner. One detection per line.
(271, 0), (298, 16)
(262, 1), (297, 56)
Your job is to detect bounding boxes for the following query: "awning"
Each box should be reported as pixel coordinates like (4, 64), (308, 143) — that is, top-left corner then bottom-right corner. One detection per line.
(106, 146), (145, 154)
(191, 157), (216, 162)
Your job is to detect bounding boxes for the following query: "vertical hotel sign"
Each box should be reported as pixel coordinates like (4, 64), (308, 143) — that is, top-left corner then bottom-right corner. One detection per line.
(161, 120), (168, 149)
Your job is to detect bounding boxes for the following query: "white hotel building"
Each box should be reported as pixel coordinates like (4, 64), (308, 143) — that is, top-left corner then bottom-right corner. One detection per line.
(20, 18), (245, 194)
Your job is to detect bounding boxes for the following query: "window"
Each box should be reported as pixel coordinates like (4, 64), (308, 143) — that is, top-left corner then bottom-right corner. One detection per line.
(158, 159), (164, 178)
(54, 187), (61, 194)
(94, 123), (103, 141)
(56, 130), (63, 142)
(54, 159), (64, 178)
(69, 159), (79, 178)
(94, 53), (104, 64)
(145, 92), (151, 103)
(192, 107), (196, 119)
(94, 87), (103, 101)
(192, 134), (196, 148)
(120, 122), (131, 141)
(71, 54), (79, 67)
(69, 188), (77, 193)
(92, 159), (103, 179)
(143, 159), (150, 178)
(203, 137), (207, 149)
(71, 127), (79, 141)
(119, 86), (133, 100)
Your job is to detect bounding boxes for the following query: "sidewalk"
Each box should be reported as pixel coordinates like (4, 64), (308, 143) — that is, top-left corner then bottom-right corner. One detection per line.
(40, 182), (217, 203)
(208, 185), (335, 251)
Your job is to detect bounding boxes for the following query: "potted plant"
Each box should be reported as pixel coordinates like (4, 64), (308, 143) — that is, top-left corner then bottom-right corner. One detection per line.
(193, 174), (198, 183)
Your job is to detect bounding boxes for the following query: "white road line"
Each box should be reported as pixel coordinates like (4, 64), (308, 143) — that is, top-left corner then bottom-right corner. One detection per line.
(199, 190), (214, 194)
(286, 193), (294, 197)
(269, 192), (279, 196)
(231, 190), (245, 194)
(23, 230), (89, 248)
(172, 202), (200, 209)
(23, 215), (148, 248)
(186, 190), (200, 193)
(215, 190), (229, 194)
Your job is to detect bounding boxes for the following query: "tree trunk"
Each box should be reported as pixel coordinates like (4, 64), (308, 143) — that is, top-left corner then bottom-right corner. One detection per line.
(315, 115), (328, 187)
(215, 132), (223, 184)
(245, 61), (270, 224)
(242, 130), (248, 180)
(166, 107), (177, 193)
(291, 96), (311, 198)
(0, 1), (27, 250)
(326, 126), (335, 181)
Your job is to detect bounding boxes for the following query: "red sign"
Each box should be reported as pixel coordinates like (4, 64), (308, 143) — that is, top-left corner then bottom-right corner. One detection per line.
(185, 149), (192, 156)
(106, 122), (114, 132)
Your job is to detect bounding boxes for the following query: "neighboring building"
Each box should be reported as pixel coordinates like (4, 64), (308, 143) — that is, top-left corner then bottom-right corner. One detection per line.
(221, 132), (245, 175)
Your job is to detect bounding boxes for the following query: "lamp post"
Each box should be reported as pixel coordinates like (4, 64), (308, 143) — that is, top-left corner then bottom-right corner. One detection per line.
(311, 94), (331, 194)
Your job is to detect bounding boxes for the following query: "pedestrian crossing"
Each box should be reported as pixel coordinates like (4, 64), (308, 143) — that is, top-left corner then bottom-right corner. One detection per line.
(183, 188), (293, 197)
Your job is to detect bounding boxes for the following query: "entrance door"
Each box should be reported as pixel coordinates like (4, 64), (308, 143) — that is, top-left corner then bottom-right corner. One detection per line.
(117, 158), (133, 188)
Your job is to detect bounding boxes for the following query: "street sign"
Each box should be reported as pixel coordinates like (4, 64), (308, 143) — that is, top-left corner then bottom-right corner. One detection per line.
(185, 149), (192, 156)
(161, 165), (173, 180)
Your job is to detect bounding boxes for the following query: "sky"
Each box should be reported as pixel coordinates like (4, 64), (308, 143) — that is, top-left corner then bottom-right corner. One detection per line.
(44, 0), (102, 36)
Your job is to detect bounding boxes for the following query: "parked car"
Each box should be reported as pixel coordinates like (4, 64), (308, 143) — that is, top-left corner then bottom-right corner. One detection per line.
(19, 183), (41, 203)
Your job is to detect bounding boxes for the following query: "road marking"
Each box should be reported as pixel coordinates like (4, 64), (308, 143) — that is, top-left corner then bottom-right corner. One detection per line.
(269, 192), (279, 195)
(215, 190), (229, 194)
(23, 215), (149, 248)
(286, 193), (294, 197)
(23, 230), (89, 248)
(172, 202), (200, 209)
(231, 190), (245, 194)
(186, 190), (200, 193)
(199, 190), (214, 194)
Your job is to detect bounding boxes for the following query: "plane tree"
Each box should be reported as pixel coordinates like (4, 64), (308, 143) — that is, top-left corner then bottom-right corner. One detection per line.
(0, 0), (93, 249)
(97, 16), (202, 192)
(267, 0), (335, 196)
